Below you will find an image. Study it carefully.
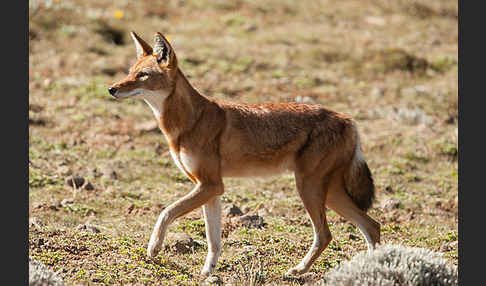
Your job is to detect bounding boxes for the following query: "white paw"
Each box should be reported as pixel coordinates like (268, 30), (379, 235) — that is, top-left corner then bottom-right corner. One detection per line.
(285, 264), (309, 276)
(204, 275), (221, 284)
(201, 264), (216, 277)
(147, 240), (161, 258)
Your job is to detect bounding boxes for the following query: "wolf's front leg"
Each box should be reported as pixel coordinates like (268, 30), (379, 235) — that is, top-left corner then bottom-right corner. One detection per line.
(147, 209), (171, 258)
(147, 182), (224, 258)
(201, 196), (222, 276)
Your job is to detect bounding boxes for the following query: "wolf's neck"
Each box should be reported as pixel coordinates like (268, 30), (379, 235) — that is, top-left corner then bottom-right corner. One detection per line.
(151, 68), (207, 140)
(173, 68), (199, 100)
(142, 69), (199, 120)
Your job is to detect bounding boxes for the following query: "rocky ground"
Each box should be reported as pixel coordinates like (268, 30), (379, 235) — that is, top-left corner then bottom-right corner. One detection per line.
(29, 0), (457, 285)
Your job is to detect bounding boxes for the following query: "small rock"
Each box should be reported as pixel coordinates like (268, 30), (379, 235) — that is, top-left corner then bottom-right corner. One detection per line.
(29, 103), (44, 113)
(43, 78), (52, 87)
(448, 240), (458, 249)
(60, 199), (74, 207)
(224, 204), (243, 217)
(257, 208), (269, 217)
(34, 238), (45, 248)
(440, 244), (451, 252)
(76, 224), (100, 234)
(154, 203), (165, 213)
(205, 275), (222, 285)
(57, 165), (72, 176)
(445, 115), (456, 125)
(90, 168), (103, 178)
(66, 175), (85, 188)
(154, 143), (165, 155)
(370, 87), (385, 98)
(414, 85), (429, 95)
(33, 203), (46, 209)
(29, 217), (45, 229)
(127, 204), (135, 214)
(48, 205), (59, 211)
(109, 170), (118, 180)
(238, 215), (265, 228)
(407, 211), (415, 220)
(245, 24), (257, 32)
(171, 233), (195, 254)
(243, 245), (255, 251)
(382, 198), (401, 210)
(349, 234), (359, 241)
(29, 116), (47, 126)
(83, 182), (94, 191)
(395, 107), (431, 126)
(101, 167), (118, 180)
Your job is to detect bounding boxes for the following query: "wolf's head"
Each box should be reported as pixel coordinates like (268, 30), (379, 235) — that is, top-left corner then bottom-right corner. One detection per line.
(109, 32), (178, 100)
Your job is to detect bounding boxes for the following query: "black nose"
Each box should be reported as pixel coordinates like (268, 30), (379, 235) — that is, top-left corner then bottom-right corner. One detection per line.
(108, 87), (118, 96)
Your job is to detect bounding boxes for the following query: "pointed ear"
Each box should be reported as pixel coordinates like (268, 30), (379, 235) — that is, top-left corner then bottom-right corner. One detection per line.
(153, 32), (177, 69)
(130, 31), (153, 59)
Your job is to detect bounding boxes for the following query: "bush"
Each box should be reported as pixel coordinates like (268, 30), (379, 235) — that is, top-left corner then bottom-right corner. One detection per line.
(29, 257), (65, 286)
(318, 244), (458, 286)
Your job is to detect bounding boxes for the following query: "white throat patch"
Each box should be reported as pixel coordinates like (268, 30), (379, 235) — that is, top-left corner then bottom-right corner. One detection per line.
(141, 90), (170, 119)
(116, 88), (169, 119)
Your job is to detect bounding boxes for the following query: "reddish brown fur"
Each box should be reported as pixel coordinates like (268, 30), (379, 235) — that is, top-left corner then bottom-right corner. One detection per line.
(109, 32), (380, 276)
(111, 56), (175, 94)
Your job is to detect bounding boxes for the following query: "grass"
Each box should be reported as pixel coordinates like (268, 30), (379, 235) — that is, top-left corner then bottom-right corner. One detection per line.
(29, 0), (457, 285)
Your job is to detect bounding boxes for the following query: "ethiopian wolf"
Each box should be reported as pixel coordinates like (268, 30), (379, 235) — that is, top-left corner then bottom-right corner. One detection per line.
(109, 31), (380, 276)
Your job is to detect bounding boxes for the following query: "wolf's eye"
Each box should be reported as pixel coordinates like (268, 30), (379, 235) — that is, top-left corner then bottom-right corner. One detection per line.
(137, 72), (149, 79)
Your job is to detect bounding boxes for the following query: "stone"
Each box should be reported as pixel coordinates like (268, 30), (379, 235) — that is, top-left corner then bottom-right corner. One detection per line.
(65, 175), (85, 188)
(224, 204), (243, 217)
(382, 198), (402, 210)
(238, 215), (265, 228)
(29, 217), (45, 229)
(171, 233), (195, 254)
(76, 224), (100, 234)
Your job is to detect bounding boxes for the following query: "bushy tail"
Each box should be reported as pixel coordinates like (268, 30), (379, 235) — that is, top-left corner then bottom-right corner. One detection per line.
(343, 127), (375, 212)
